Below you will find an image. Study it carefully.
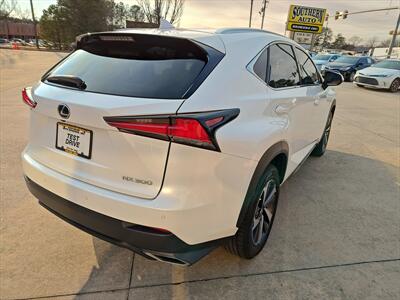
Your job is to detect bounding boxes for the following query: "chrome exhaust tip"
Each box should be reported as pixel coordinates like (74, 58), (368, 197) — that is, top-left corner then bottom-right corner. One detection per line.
(144, 251), (190, 266)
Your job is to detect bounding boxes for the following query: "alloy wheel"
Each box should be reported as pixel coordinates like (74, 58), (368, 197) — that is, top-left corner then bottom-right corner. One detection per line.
(251, 179), (278, 245)
(390, 79), (400, 92)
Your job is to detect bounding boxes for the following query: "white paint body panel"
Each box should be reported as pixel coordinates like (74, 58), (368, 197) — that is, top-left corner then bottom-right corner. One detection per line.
(23, 28), (336, 245)
(28, 83), (183, 199)
(22, 144), (257, 244)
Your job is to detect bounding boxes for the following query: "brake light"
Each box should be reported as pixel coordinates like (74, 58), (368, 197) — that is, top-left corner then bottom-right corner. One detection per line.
(104, 109), (239, 151)
(22, 87), (37, 108)
(170, 118), (212, 144)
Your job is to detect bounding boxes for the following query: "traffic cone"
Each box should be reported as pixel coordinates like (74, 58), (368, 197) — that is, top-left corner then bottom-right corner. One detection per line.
(12, 42), (19, 50)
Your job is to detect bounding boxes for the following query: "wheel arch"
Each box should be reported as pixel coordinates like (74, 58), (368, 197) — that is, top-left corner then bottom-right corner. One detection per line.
(236, 141), (288, 227)
(330, 99), (336, 115)
(390, 77), (400, 87)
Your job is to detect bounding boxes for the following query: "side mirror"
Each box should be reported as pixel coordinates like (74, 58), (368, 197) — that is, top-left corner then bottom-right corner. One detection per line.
(322, 70), (343, 89)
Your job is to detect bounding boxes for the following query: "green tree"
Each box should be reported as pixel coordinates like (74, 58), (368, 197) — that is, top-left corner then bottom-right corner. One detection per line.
(314, 27), (333, 49)
(112, 2), (144, 29)
(331, 33), (346, 49)
(39, 0), (114, 49)
(39, 4), (68, 49)
(128, 4), (144, 22)
(40, 0), (146, 48)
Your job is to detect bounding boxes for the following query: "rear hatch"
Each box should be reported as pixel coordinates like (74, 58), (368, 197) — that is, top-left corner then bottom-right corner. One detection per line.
(27, 32), (223, 199)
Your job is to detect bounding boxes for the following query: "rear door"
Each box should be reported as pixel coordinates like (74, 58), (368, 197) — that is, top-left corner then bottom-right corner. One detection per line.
(27, 33), (219, 199)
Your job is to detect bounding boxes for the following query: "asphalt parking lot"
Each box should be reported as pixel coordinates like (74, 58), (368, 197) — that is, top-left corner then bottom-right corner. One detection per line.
(0, 49), (399, 300)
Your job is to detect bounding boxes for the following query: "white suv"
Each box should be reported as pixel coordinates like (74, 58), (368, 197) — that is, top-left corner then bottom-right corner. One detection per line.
(22, 28), (343, 266)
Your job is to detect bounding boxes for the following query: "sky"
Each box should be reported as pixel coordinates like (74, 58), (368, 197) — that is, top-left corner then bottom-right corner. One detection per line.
(16, 0), (400, 42)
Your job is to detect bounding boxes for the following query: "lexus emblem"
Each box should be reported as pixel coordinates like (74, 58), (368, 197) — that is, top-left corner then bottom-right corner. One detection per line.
(58, 104), (70, 119)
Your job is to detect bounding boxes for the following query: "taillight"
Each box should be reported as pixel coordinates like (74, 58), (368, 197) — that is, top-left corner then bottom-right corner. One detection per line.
(22, 87), (37, 108)
(104, 109), (239, 151)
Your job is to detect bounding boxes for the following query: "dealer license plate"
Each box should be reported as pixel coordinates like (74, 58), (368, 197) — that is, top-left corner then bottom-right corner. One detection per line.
(56, 122), (93, 159)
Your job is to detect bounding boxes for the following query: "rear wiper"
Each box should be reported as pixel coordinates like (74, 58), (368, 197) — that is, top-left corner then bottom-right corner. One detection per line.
(46, 75), (87, 90)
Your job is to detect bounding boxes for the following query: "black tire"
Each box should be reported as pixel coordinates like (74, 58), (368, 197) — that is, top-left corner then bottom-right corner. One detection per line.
(311, 109), (334, 157)
(348, 72), (355, 82)
(225, 164), (279, 259)
(389, 78), (400, 93)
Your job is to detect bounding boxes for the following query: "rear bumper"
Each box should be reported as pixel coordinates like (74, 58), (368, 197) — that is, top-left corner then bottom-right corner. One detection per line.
(22, 144), (256, 246)
(25, 176), (222, 265)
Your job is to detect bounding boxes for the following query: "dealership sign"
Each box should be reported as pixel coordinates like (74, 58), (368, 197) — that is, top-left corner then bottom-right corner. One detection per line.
(287, 5), (326, 34)
(293, 32), (313, 44)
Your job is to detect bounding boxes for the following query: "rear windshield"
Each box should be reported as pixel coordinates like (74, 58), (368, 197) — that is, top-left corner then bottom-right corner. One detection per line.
(43, 35), (209, 99)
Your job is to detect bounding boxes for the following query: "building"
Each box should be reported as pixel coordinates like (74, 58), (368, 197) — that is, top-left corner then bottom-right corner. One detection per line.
(0, 20), (39, 40)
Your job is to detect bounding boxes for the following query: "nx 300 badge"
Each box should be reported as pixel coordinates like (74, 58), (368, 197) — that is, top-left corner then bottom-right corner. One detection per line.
(122, 176), (153, 185)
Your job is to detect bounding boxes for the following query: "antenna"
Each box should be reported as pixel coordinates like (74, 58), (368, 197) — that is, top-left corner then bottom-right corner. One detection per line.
(159, 19), (175, 30)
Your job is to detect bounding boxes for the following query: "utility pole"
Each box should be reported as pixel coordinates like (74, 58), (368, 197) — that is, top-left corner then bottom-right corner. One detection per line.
(322, 13), (330, 50)
(387, 12), (400, 58)
(249, 0), (254, 28)
(29, 0), (39, 49)
(260, 0), (268, 29)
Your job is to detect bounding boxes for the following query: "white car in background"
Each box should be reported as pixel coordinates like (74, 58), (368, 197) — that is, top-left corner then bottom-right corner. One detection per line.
(354, 59), (400, 92)
(312, 53), (341, 72)
(22, 28), (342, 265)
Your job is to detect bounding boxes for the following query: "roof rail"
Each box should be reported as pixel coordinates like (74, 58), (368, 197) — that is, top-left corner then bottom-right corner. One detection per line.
(215, 28), (287, 38)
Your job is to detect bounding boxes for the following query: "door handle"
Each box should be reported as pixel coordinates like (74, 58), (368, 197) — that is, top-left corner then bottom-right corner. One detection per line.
(275, 98), (296, 114)
(315, 93), (328, 105)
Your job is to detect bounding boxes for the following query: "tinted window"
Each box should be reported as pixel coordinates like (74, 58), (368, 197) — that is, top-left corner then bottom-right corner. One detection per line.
(359, 58), (368, 65)
(268, 44), (300, 88)
(44, 36), (209, 99)
(253, 49), (268, 81)
(294, 47), (320, 85)
(334, 56), (359, 64)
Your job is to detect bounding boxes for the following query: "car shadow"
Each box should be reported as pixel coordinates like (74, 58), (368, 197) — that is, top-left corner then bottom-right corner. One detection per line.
(74, 149), (399, 298)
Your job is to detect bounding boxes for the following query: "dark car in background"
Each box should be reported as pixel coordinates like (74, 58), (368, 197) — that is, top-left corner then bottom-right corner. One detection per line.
(324, 56), (375, 81)
(312, 53), (341, 72)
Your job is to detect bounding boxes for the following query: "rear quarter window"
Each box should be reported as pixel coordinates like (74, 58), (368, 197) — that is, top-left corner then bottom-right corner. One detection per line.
(253, 48), (268, 81)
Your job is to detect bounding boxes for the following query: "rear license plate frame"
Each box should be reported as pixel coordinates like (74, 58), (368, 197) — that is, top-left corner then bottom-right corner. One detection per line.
(56, 122), (93, 159)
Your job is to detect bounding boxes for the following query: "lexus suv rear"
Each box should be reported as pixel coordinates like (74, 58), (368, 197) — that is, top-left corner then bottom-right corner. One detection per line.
(22, 28), (342, 265)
